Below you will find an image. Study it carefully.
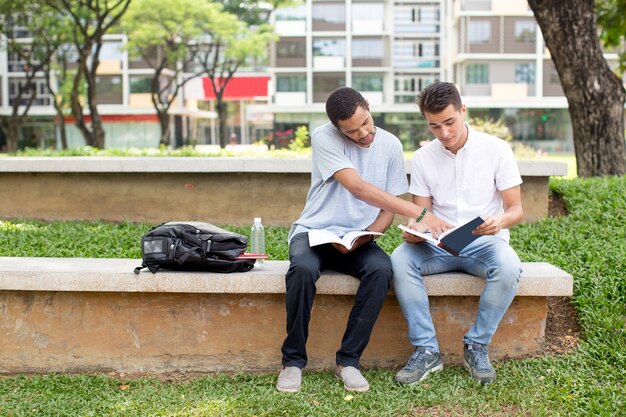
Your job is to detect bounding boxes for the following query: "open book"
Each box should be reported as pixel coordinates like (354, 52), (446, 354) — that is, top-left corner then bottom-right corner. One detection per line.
(398, 216), (485, 256)
(308, 229), (382, 250)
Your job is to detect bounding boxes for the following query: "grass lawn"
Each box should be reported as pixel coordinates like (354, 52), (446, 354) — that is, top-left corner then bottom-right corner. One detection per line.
(0, 176), (624, 416)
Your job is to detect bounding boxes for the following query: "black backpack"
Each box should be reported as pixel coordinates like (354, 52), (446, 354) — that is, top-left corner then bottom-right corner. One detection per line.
(134, 222), (255, 274)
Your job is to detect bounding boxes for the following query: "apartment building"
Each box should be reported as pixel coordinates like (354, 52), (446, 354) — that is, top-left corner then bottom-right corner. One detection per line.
(1, 0), (622, 152)
(246, 0), (625, 153)
(250, 0), (446, 149)
(453, 0), (573, 152)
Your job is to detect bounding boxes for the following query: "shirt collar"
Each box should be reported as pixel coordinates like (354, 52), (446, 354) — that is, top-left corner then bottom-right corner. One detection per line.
(437, 123), (474, 155)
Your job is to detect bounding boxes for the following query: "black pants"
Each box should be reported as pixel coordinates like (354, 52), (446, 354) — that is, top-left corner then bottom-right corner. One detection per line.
(281, 232), (392, 369)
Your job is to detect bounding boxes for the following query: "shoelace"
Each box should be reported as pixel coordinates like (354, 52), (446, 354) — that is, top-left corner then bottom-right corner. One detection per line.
(406, 348), (430, 370)
(471, 344), (491, 371)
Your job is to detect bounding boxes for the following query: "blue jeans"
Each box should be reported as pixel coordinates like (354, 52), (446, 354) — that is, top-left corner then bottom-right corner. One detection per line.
(390, 235), (522, 351)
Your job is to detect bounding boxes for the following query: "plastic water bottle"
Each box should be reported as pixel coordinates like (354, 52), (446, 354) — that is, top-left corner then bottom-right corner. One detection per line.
(250, 217), (266, 268)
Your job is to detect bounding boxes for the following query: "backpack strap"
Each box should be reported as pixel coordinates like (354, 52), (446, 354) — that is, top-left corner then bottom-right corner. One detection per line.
(177, 246), (205, 264)
(134, 262), (160, 274)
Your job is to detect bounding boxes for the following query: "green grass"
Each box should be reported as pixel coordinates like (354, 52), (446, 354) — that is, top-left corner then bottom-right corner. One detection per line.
(1, 176), (625, 416)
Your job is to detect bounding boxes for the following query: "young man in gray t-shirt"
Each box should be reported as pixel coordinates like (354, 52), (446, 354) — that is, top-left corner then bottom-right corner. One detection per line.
(276, 87), (451, 393)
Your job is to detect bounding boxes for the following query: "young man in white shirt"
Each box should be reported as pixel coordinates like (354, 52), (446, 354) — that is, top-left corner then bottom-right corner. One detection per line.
(391, 81), (524, 385)
(276, 87), (451, 393)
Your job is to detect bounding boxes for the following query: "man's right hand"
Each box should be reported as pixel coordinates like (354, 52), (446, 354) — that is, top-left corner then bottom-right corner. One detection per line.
(417, 211), (453, 237)
(401, 228), (425, 244)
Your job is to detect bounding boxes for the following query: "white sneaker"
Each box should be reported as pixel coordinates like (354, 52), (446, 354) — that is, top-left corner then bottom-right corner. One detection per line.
(276, 366), (302, 393)
(334, 365), (370, 392)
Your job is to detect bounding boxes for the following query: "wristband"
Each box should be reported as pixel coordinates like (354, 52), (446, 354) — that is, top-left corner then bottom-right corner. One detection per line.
(416, 207), (428, 223)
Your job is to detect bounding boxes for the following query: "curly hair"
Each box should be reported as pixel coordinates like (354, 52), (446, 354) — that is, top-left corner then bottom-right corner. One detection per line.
(325, 87), (370, 127)
(417, 81), (462, 114)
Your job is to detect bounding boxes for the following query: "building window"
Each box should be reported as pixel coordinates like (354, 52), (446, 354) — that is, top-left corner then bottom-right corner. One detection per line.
(277, 39), (306, 59)
(353, 73), (383, 92)
(8, 78), (51, 106)
(393, 40), (439, 68)
(99, 41), (123, 60)
(352, 2), (384, 27)
(130, 76), (152, 93)
(394, 5), (440, 33)
(276, 75), (306, 92)
(313, 38), (345, 57)
(515, 63), (535, 84)
(352, 38), (384, 63)
(514, 21), (536, 43)
(468, 21), (491, 43)
(275, 4), (306, 22)
(313, 72), (345, 102)
(394, 74), (437, 103)
(415, 6), (439, 24)
(466, 64), (489, 84)
(312, 1), (346, 31)
(95, 75), (123, 104)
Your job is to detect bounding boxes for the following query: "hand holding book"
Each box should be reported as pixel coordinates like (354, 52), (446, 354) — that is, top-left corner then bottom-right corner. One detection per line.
(399, 216), (485, 256)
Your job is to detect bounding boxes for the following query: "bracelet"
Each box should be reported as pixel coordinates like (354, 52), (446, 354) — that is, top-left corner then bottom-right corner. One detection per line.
(416, 207), (428, 223)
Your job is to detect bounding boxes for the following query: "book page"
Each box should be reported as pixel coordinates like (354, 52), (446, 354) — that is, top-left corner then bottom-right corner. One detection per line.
(308, 229), (344, 247)
(341, 230), (383, 249)
(308, 229), (382, 249)
(397, 224), (440, 246)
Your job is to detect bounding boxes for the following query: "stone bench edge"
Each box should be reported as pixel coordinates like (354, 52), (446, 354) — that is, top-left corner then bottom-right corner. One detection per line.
(0, 157), (568, 176)
(0, 258), (573, 297)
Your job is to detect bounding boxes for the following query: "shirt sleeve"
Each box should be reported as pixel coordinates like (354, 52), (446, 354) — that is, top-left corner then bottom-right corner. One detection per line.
(386, 140), (409, 196)
(495, 143), (523, 190)
(408, 151), (431, 197)
(312, 126), (355, 182)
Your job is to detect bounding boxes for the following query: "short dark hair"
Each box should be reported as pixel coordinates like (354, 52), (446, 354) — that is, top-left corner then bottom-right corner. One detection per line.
(417, 81), (462, 114)
(325, 87), (370, 127)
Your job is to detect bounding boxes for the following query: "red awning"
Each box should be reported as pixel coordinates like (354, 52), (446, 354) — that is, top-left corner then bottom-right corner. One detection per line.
(202, 76), (269, 100)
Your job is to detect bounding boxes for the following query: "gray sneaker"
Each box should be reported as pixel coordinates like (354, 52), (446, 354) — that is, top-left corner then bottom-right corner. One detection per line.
(395, 347), (443, 385)
(463, 343), (496, 384)
(276, 366), (302, 393)
(334, 365), (370, 392)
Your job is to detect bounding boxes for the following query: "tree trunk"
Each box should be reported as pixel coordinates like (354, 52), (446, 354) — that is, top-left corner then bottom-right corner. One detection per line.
(71, 55), (97, 148)
(51, 97), (68, 149)
(528, 0), (626, 177)
(0, 118), (18, 153)
(158, 111), (170, 146)
(86, 56), (105, 149)
(217, 99), (228, 148)
(58, 114), (68, 149)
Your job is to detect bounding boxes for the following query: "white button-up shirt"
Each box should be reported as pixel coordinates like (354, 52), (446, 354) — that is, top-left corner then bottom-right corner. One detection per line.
(409, 125), (522, 242)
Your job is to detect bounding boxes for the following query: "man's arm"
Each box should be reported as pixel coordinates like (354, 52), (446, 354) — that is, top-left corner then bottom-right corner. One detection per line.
(366, 209), (395, 234)
(474, 185), (524, 235)
(401, 195), (432, 243)
(333, 168), (452, 235)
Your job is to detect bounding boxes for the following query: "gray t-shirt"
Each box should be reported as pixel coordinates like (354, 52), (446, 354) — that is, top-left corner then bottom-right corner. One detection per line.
(288, 123), (408, 241)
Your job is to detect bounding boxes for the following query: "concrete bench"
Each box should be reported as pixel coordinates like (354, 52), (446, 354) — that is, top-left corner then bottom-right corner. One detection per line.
(0, 257), (572, 374)
(0, 157), (567, 225)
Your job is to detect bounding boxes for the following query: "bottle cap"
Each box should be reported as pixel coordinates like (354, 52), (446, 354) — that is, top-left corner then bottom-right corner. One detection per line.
(254, 217), (262, 223)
